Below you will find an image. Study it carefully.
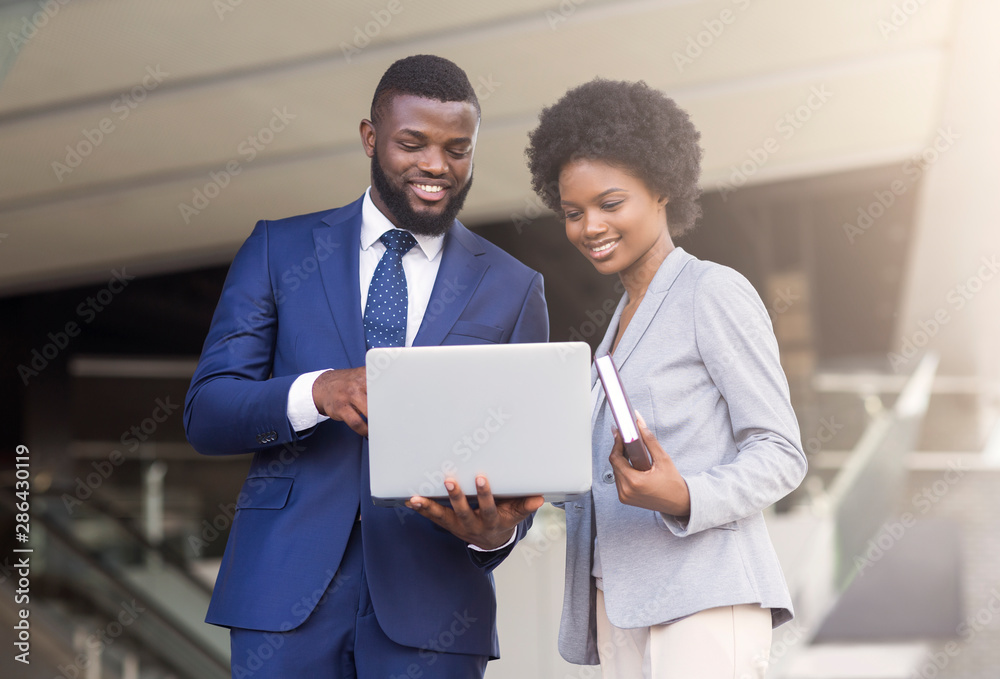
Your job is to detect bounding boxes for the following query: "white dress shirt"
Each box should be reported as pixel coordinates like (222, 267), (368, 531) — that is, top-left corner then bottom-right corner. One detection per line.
(284, 189), (513, 551)
(286, 188), (445, 431)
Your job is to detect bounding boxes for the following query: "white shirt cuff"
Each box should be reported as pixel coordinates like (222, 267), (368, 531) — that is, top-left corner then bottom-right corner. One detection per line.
(468, 529), (518, 553)
(287, 369), (332, 433)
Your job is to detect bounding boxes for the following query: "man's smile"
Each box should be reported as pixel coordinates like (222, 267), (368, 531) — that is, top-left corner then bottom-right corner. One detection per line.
(409, 180), (450, 203)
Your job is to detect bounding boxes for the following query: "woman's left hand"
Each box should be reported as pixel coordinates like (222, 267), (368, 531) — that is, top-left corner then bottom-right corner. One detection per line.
(608, 413), (691, 517)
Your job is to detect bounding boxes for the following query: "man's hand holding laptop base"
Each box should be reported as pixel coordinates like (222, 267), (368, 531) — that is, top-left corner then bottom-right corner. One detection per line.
(407, 477), (544, 550)
(314, 367), (544, 550)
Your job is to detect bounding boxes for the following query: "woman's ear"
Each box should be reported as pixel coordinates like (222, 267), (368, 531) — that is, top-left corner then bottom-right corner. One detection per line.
(658, 194), (670, 210)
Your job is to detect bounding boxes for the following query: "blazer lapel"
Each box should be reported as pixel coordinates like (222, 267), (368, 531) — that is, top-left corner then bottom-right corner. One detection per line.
(592, 298), (626, 387)
(413, 221), (488, 347)
(589, 248), (693, 428)
(590, 297), (625, 426)
(604, 247), (695, 371)
(315, 196), (366, 367)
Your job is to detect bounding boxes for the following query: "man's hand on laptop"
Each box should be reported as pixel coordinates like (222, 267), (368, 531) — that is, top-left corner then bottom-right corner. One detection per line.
(313, 367), (368, 437)
(406, 476), (544, 550)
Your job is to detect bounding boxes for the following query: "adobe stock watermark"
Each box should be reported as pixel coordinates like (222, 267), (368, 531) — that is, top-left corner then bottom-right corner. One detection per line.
(60, 397), (181, 514)
(844, 126), (959, 244)
(471, 73), (501, 103)
(365, 346), (403, 384)
(395, 407), (511, 527)
(54, 599), (146, 679)
(229, 568), (350, 678)
(340, 0), (405, 62)
(288, 570), (350, 628)
(878, 0), (931, 39)
(404, 408), (511, 499)
(853, 459), (967, 576)
(708, 278), (807, 375)
(51, 66), (170, 182)
(673, 0), (752, 73)
(568, 585), (677, 679)
(546, 0), (587, 31)
(718, 83), (833, 201)
(17, 268), (135, 385)
(567, 286), (622, 345)
(402, 610), (480, 678)
(0, 556), (22, 587)
(178, 107), (296, 224)
(768, 284), (800, 322)
(189, 443), (304, 557)
(910, 586), (1000, 678)
(510, 181), (559, 234)
(801, 416), (844, 455)
(6, 0), (71, 54)
(567, 592), (803, 678)
(213, 0), (243, 21)
(421, 277), (469, 325)
(188, 501), (234, 557)
(226, 233), (341, 355)
(569, 626), (629, 679)
(520, 507), (567, 566)
(563, 252), (671, 345)
(747, 619), (808, 678)
(887, 254), (998, 372)
(188, 452), (300, 556)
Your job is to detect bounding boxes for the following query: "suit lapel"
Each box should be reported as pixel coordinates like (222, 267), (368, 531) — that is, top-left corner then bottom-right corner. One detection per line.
(413, 221), (488, 347)
(610, 247), (694, 371)
(315, 196), (366, 367)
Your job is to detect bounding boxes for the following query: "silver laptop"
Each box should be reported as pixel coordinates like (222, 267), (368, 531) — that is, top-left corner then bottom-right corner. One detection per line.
(366, 342), (593, 506)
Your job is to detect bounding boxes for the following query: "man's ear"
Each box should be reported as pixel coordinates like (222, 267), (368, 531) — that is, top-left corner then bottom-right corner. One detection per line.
(360, 119), (376, 159)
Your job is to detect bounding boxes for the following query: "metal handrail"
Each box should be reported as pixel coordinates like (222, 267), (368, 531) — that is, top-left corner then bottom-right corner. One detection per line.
(0, 488), (229, 678)
(769, 352), (940, 678)
(28, 481), (214, 595)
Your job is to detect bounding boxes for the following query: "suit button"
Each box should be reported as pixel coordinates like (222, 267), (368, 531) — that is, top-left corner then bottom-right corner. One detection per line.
(602, 470), (615, 484)
(256, 434), (264, 443)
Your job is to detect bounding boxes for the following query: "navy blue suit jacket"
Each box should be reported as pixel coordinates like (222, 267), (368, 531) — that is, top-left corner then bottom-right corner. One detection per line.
(183, 195), (549, 657)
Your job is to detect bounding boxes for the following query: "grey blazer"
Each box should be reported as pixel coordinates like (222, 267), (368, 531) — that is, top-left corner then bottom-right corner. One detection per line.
(558, 247), (808, 665)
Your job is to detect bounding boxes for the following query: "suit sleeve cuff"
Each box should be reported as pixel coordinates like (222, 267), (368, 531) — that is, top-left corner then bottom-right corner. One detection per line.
(467, 529), (518, 553)
(287, 369), (332, 433)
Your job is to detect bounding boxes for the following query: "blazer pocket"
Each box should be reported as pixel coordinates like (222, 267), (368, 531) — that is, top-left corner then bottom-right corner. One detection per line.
(236, 476), (294, 510)
(446, 320), (504, 344)
(625, 385), (655, 432)
(712, 520), (740, 531)
(653, 513), (739, 532)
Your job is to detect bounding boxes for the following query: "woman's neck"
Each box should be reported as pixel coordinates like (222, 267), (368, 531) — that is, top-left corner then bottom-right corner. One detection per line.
(619, 234), (675, 305)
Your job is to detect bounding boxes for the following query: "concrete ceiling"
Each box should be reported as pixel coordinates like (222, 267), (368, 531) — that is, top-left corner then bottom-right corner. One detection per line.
(0, 0), (958, 295)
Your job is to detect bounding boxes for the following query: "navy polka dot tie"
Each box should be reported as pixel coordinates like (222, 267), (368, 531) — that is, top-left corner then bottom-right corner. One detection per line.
(364, 230), (417, 350)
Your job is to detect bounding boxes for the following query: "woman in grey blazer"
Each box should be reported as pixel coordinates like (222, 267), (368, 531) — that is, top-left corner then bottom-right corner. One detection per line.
(526, 80), (808, 678)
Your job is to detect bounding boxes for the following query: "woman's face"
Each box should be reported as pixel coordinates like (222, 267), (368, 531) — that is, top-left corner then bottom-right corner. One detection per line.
(558, 158), (670, 277)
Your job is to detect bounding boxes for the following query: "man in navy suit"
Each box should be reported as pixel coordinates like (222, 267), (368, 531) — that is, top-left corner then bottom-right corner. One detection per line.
(184, 55), (548, 678)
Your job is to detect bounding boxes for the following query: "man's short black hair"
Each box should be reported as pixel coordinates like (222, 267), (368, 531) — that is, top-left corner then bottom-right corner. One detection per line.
(370, 54), (481, 124)
(526, 79), (703, 237)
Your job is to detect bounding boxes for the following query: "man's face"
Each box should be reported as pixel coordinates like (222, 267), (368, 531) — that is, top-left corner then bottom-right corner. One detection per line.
(361, 94), (479, 237)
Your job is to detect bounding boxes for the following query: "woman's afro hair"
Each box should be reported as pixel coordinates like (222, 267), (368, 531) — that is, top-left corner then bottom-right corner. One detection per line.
(526, 79), (703, 237)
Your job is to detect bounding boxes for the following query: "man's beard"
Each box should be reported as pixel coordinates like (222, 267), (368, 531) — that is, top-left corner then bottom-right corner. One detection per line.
(370, 148), (474, 237)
